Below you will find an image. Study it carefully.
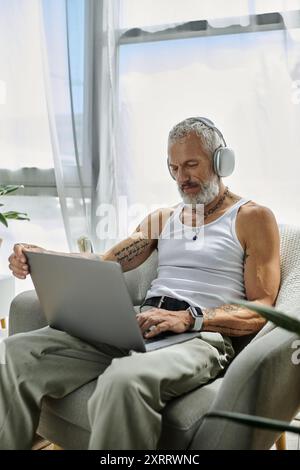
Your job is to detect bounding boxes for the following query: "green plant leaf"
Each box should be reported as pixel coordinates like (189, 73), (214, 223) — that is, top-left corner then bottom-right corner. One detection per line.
(0, 185), (29, 227)
(203, 410), (300, 435)
(0, 213), (8, 227)
(0, 185), (23, 196)
(2, 211), (30, 221)
(231, 299), (300, 336)
(14, 216), (30, 221)
(3, 211), (28, 216)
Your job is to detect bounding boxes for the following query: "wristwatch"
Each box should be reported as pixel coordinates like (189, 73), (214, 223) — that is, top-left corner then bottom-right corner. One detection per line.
(187, 306), (204, 332)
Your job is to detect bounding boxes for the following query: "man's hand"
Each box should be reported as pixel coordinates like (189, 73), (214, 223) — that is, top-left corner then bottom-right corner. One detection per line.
(8, 243), (45, 279)
(136, 307), (194, 339)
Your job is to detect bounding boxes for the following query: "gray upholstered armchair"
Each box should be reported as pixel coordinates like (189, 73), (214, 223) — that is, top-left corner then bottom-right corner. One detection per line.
(9, 224), (300, 449)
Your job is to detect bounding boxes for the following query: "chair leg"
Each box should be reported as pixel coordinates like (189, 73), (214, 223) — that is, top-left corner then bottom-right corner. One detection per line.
(275, 433), (287, 450)
(51, 443), (64, 450)
(0, 318), (6, 329)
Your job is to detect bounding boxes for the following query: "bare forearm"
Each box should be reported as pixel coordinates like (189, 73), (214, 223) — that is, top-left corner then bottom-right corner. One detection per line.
(202, 303), (267, 337)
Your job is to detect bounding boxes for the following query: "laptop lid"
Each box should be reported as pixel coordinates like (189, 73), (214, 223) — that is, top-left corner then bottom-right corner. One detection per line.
(25, 251), (147, 352)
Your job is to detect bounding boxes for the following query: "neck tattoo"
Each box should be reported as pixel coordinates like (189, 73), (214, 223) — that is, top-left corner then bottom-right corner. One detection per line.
(191, 186), (230, 240)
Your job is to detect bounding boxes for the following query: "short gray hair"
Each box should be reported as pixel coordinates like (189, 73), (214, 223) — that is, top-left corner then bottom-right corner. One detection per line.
(168, 117), (222, 158)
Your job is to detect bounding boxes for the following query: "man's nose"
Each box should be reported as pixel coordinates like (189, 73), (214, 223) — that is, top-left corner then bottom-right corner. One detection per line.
(176, 167), (190, 185)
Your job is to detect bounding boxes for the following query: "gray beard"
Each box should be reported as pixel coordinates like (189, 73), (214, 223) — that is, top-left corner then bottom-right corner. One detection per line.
(178, 177), (220, 205)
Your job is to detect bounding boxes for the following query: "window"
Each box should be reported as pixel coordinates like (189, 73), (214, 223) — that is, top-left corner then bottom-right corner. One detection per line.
(118, 0), (300, 226)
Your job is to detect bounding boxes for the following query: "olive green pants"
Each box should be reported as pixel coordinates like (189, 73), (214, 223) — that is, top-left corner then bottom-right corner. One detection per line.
(0, 318), (234, 450)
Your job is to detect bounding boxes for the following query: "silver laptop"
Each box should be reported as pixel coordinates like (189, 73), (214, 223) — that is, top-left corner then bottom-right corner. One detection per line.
(25, 251), (201, 353)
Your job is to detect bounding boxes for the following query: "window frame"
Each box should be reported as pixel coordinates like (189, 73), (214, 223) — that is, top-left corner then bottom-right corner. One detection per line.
(119, 11), (298, 45)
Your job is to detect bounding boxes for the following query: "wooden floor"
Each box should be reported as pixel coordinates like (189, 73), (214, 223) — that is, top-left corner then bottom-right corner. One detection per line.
(32, 434), (61, 450)
(32, 428), (299, 450)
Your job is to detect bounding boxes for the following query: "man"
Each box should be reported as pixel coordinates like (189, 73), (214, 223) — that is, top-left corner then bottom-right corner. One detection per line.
(1, 117), (280, 450)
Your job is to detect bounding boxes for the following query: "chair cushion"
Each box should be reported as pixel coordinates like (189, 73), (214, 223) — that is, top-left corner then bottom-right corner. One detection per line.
(255, 223), (300, 340)
(38, 377), (223, 450)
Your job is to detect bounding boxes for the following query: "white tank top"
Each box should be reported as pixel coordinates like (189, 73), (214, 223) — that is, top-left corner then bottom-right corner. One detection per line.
(145, 198), (251, 309)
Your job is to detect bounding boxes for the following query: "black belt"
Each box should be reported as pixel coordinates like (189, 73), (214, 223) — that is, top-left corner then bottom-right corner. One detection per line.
(139, 296), (190, 313)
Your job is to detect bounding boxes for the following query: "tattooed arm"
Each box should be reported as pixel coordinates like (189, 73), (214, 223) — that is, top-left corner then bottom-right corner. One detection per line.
(199, 206), (281, 336)
(101, 208), (173, 272)
(9, 208), (174, 278)
(101, 233), (155, 272)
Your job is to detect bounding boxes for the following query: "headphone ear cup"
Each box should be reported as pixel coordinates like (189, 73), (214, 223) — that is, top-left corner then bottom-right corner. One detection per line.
(213, 147), (235, 177)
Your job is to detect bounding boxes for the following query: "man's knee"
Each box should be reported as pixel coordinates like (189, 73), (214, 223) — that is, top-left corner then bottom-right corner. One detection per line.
(88, 356), (144, 409)
(98, 356), (143, 388)
(3, 329), (49, 371)
(4, 335), (31, 366)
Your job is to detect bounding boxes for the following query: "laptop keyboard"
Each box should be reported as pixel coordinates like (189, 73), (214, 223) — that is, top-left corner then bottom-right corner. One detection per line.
(144, 331), (175, 344)
(144, 331), (201, 351)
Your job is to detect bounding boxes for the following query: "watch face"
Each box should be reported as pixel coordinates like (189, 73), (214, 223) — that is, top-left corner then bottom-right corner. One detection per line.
(192, 307), (203, 317)
(188, 306), (203, 320)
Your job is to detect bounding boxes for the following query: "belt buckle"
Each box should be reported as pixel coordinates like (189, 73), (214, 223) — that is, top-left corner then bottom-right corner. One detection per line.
(157, 296), (165, 308)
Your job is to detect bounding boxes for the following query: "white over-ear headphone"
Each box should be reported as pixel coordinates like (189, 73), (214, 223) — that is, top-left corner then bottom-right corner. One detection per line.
(168, 117), (235, 178)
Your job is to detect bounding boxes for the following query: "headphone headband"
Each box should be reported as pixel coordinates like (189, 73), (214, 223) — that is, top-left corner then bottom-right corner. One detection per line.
(190, 116), (227, 147)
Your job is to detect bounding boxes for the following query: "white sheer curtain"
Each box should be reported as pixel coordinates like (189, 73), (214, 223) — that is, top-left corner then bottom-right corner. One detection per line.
(41, 0), (121, 252)
(83, 0), (121, 252)
(120, 0), (252, 30)
(0, 0), (68, 293)
(0, 0), (121, 293)
(120, 0), (300, 28)
(119, 0), (300, 227)
(0, 0), (53, 169)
